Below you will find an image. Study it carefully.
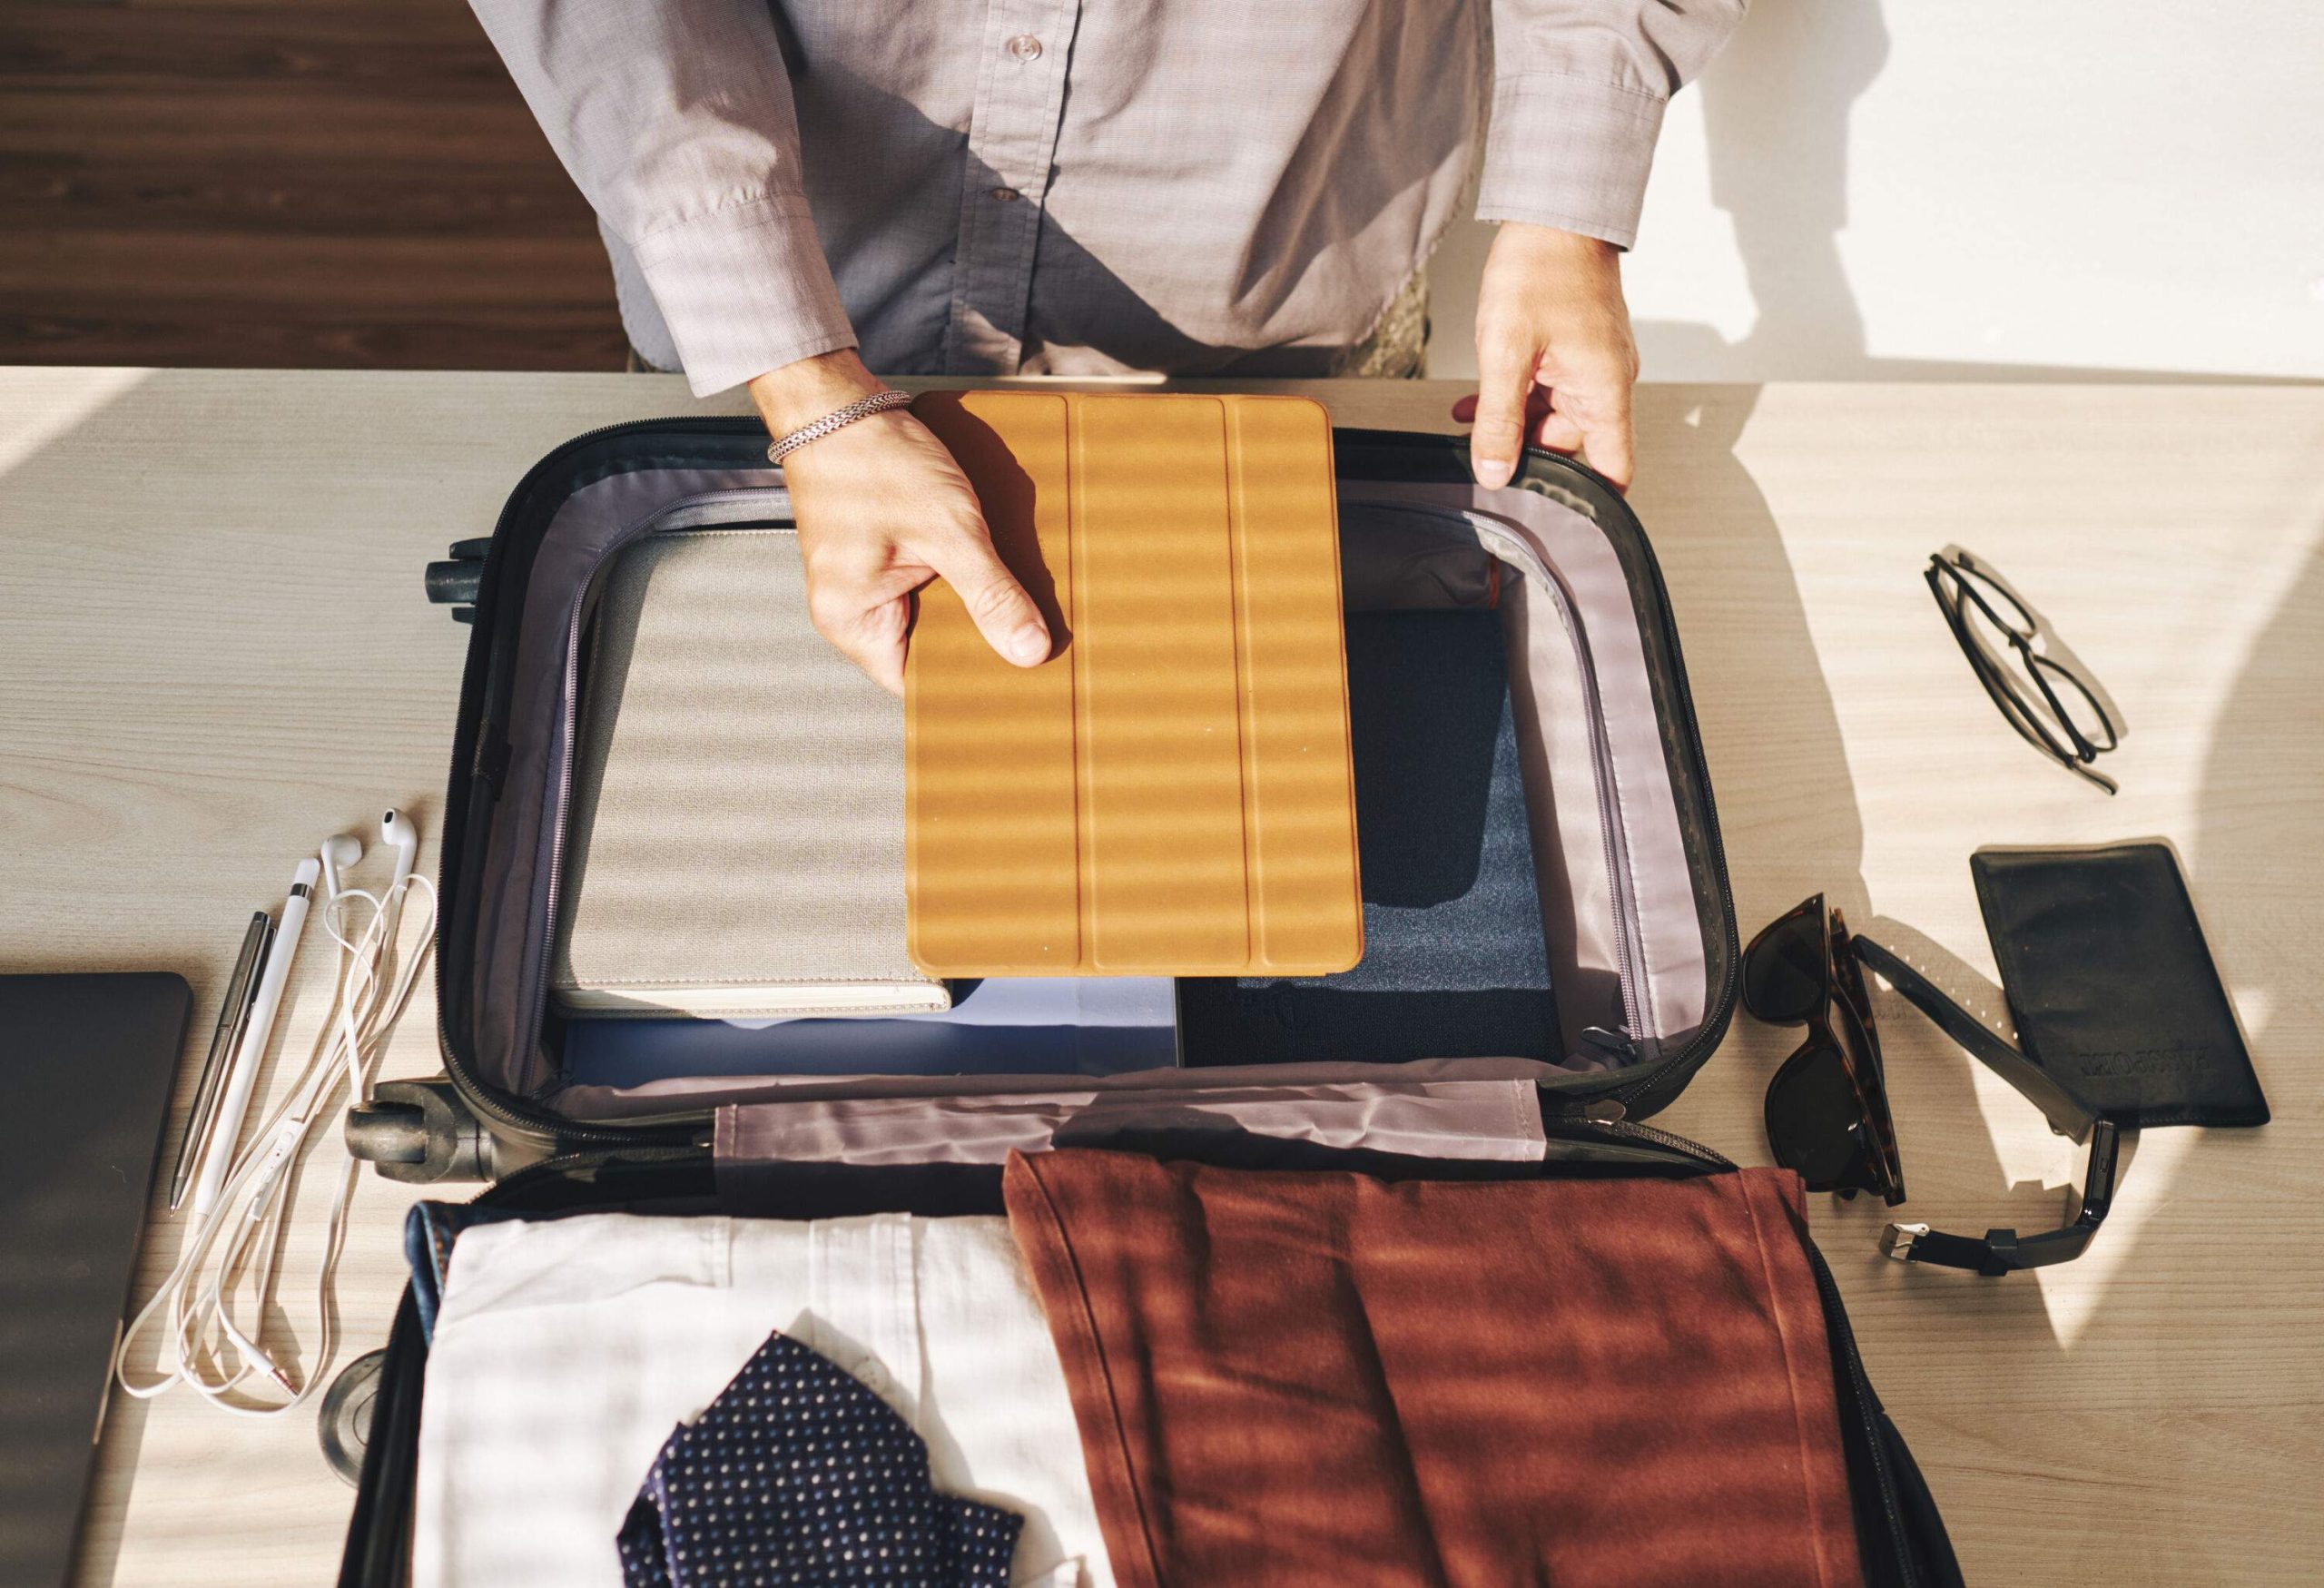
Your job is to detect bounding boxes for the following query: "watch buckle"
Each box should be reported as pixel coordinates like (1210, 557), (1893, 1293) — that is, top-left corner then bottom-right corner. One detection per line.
(1880, 1221), (1930, 1261)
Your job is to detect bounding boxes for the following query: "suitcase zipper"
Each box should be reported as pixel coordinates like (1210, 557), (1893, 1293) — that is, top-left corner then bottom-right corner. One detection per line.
(1602, 474), (1740, 1116)
(1806, 1241), (1919, 1588)
(484, 1140), (710, 1199)
(434, 425), (796, 1151)
(1339, 496), (1654, 1048)
(1545, 1099), (1737, 1169)
(527, 499), (798, 1068)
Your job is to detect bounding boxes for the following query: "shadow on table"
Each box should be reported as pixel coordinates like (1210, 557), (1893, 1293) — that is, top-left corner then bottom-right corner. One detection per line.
(0, 371), (466, 1586)
(1628, 381), (2324, 1580)
(1610, 7), (2319, 1557)
(1633, 380), (2024, 1285)
(1630, 381), (1902, 991)
(2194, 533), (2323, 1114)
(1876, 512), (2324, 1576)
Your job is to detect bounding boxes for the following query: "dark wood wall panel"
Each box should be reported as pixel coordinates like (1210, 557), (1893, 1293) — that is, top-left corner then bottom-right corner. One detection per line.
(0, 1), (626, 370)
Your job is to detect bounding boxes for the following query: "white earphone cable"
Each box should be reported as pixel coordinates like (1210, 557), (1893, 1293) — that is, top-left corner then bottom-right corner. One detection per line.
(115, 862), (436, 1419)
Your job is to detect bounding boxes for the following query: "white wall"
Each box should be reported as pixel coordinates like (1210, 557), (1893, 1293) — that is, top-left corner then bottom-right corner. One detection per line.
(1430, 0), (2324, 382)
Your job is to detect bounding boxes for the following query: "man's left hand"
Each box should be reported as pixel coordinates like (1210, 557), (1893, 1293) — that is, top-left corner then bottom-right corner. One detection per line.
(1459, 222), (1640, 492)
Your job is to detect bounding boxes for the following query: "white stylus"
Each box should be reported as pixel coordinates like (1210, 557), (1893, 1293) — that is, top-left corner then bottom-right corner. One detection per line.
(189, 858), (320, 1219)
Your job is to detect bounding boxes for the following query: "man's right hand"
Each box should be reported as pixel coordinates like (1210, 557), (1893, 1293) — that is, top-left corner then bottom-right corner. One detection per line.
(749, 350), (1050, 695)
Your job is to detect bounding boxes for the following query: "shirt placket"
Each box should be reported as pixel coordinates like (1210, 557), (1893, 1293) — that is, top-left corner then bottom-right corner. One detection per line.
(803, 1213), (924, 1424)
(943, 0), (1082, 373)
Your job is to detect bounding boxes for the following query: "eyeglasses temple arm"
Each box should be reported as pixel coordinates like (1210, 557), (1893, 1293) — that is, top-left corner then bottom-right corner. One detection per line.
(1851, 934), (2100, 1142)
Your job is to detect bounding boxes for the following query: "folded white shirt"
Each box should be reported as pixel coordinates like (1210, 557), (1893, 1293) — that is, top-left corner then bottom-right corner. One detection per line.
(412, 1211), (1110, 1588)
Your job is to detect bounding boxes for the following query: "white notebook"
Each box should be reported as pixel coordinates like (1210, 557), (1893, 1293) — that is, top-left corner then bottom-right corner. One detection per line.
(549, 528), (948, 1020)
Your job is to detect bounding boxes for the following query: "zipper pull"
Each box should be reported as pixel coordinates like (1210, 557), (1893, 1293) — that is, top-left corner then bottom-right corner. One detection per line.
(1547, 1095), (1628, 1125)
(1579, 1025), (1640, 1063)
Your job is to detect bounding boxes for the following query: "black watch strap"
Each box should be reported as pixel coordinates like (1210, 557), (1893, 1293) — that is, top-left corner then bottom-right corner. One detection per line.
(1878, 1119), (2121, 1277)
(1880, 1221), (2018, 1277)
(1851, 936), (2123, 1278)
(1851, 934), (2097, 1141)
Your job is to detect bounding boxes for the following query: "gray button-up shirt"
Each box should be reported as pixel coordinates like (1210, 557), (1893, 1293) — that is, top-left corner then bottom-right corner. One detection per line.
(473, 0), (1745, 395)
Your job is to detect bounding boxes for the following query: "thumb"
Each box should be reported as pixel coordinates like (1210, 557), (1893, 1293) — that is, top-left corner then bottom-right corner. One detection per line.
(1469, 326), (1539, 489)
(925, 518), (1051, 669)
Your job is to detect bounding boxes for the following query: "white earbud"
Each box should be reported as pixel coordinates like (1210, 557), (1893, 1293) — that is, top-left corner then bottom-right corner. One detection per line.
(380, 809), (419, 892)
(114, 805), (442, 1423)
(319, 833), (363, 899)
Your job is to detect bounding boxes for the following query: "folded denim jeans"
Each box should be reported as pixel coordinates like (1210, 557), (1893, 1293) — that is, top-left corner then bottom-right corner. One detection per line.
(1182, 609), (1559, 1066)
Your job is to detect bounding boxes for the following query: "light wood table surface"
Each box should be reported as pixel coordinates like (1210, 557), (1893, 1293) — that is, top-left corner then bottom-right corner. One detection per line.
(3, 369), (2319, 1586)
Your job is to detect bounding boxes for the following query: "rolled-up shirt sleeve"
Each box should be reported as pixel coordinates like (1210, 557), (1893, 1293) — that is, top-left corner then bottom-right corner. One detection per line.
(469, 0), (855, 393)
(1478, 0), (1748, 249)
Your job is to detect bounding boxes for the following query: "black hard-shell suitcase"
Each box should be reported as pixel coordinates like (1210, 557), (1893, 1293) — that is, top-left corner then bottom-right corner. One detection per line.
(352, 419), (1748, 1184)
(338, 417), (1961, 1584)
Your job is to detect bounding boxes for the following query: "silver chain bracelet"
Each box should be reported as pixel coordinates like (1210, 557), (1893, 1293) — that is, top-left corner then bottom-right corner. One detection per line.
(763, 389), (914, 464)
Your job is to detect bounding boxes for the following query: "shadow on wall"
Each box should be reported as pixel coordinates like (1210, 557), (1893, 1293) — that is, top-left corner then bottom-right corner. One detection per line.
(1641, 0), (1886, 380)
(1433, 0), (2306, 385)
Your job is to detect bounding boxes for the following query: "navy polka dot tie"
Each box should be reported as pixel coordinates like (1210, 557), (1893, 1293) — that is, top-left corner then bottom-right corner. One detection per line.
(615, 1331), (1022, 1586)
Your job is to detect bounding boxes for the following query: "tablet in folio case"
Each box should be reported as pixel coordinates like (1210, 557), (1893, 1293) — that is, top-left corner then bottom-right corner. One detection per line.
(0, 972), (190, 1588)
(905, 390), (1364, 979)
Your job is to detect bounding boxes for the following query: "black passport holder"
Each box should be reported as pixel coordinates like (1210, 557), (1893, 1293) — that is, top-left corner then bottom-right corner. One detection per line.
(1970, 843), (2268, 1129)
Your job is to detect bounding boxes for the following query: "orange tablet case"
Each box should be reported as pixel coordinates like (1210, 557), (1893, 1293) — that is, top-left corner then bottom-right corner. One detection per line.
(905, 390), (1363, 978)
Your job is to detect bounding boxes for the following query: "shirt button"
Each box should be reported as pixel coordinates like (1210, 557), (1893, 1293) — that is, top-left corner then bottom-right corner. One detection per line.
(1007, 33), (1043, 62)
(988, 186), (1020, 202)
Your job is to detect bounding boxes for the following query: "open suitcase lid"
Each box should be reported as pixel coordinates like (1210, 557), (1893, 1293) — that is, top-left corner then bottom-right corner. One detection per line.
(416, 421), (1740, 1158)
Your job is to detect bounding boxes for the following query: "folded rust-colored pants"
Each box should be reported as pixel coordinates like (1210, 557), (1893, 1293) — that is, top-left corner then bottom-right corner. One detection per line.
(1003, 1151), (1865, 1588)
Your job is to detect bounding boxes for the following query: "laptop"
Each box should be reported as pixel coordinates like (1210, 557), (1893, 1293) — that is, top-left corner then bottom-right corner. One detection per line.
(0, 972), (191, 1587)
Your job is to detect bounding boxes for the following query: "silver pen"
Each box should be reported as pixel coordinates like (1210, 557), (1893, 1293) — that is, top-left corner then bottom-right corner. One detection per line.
(169, 911), (271, 1211)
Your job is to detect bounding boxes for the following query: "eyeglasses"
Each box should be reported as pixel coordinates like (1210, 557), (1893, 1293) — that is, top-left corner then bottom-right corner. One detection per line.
(1852, 935), (2119, 1276)
(1743, 894), (1905, 1206)
(1925, 546), (2122, 794)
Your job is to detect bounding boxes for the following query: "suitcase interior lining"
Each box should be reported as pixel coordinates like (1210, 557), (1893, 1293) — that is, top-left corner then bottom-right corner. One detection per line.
(456, 465), (1713, 1117)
